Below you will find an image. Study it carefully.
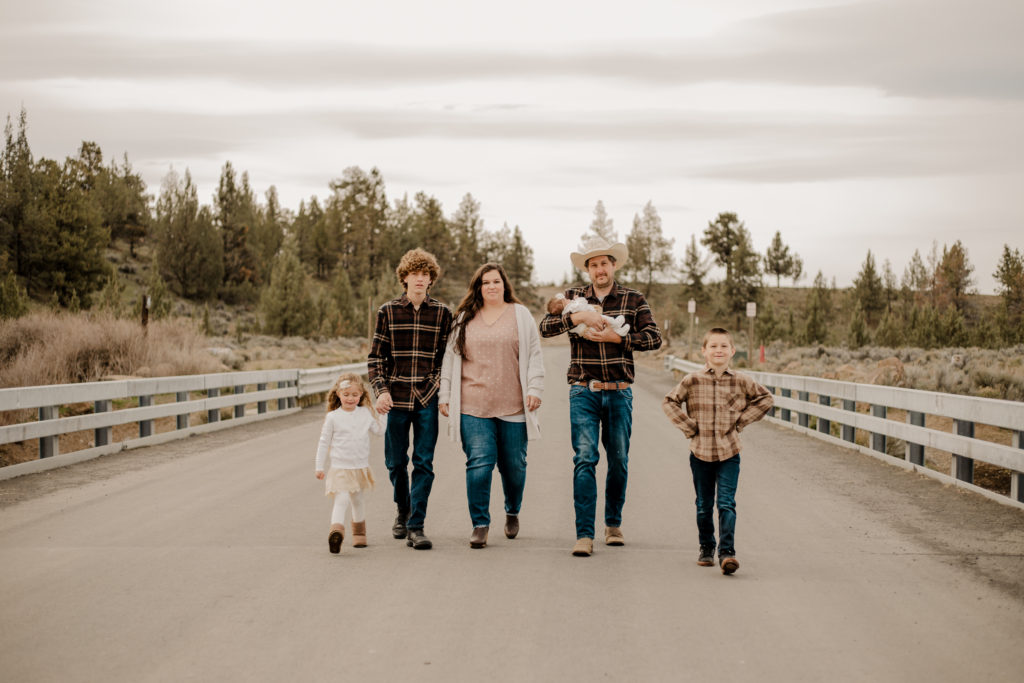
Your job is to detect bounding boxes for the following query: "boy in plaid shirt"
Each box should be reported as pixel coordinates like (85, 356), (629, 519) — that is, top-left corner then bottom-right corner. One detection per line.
(662, 327), (773, 574)
(368, 248), (453, 550)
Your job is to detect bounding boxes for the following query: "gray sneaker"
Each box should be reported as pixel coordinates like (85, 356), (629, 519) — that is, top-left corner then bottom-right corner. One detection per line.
(697, 545), (715, 566)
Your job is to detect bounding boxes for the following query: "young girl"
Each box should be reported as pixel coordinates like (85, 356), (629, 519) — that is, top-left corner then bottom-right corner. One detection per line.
(315, 373), (382, 553)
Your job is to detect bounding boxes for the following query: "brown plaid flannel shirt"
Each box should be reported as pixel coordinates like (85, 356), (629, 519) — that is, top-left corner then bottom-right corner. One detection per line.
(662, 366), (774, 462)
(368, 294), (453, 410)
(540, 283), (662, 384)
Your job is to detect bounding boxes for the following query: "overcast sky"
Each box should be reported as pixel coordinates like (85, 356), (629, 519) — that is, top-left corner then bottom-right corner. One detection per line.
(3, 0), (1022, 292)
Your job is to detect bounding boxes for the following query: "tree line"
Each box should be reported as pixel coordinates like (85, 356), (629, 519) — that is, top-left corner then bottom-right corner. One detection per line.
(0, 110), (535, 336)
(2, 108), (1022, 348)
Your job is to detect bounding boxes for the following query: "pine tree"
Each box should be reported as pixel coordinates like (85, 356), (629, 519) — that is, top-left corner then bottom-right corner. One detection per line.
(680, 234), (711, 302)
(624, 201), (674, 295)
(802, 271), (831, 344)
(152, 169), (223, 300)
(581, 200), (618, 243)
(852, 250), (885, 325)
(934, 240), (974, 313)
(701, 212), (743, 281)
(260, 238), (315, 337)
(762, 230), (801, 287)
(993, 244), (1024, 342)
(216, 162), (259, 299)
(449, 193), (484, 285)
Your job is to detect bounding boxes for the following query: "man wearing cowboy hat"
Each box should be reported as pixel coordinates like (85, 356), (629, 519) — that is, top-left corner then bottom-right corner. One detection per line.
(540, 236), (662, 557)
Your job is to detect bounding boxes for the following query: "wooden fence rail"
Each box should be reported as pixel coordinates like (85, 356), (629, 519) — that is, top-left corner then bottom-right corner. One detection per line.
(664, 356), (1024, 509)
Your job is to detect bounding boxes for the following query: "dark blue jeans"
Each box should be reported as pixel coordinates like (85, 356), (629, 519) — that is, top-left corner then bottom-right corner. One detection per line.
(460, 414), (528, 528)
(689, 453), (741, 556)
(384, 397), (439, 530)
(569, 385), (632, 539)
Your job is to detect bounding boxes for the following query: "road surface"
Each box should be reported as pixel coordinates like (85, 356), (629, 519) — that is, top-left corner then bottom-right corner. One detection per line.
(1, 345), (1022, 682)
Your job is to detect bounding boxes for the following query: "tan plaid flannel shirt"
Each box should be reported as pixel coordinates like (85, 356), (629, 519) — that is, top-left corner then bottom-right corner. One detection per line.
(662, 366), (773, 462)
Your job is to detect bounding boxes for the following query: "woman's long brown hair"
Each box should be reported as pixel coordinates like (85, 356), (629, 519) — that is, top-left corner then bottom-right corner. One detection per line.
(451, 263), (521, 361)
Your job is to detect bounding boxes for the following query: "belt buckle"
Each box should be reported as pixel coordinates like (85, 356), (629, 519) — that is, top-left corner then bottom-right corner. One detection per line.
(588, 379), (602, 391)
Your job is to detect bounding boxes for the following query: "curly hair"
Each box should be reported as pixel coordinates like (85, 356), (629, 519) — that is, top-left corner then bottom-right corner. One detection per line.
(451, 263), (521, 360)
(396, 248), (441, 289)
(327, 372), (373, 412)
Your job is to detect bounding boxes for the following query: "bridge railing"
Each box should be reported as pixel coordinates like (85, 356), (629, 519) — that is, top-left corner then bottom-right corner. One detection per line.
(665, 356), (1024, 508)
(0, 362), (368, 480)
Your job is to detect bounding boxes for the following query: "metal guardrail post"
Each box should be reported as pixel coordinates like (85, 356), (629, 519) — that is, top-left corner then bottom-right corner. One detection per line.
(798, 391), (810, 428)
(94, 399), (112, 447)
(906, 411), (925, 466)
(257, 383), (268, 414)
(871, 405), (887, 453)
(38, 405), (58, 458)
(780, 389), (791, 422)
(278, 382), (288, 411)
(817, 395), (831, 435)
(952, 419), (974, 483)
(841, 400), (856, 443)
(176, 392), (189, 429)
(208, 388), (220, 423)
(139, 395), (154, 437)
(1013, 431), (1023, 503)
(288, 380), (297, 409)
(234, 385), (245, 418)
(767, 386), (776, 418)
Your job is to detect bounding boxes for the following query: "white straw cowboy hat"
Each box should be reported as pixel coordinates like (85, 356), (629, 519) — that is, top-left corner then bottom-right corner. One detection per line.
(570, 236), (629, 271)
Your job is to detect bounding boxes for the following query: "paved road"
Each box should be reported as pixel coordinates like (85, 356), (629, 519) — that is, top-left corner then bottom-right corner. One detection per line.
(1, 345), (1023, 682)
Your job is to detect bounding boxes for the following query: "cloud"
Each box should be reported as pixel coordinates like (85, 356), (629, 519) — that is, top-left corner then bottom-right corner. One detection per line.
(3, 1), (1022, 100)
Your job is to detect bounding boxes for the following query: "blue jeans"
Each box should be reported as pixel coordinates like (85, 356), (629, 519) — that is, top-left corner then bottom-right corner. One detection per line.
(384, 397), (439, 529)
(569, 385), (632, 539)
(460, 414), (528, 528)
(689, 453), (741, 556)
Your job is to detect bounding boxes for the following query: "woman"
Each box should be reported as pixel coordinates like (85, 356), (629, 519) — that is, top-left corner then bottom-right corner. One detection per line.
(439, 263), (544, 549)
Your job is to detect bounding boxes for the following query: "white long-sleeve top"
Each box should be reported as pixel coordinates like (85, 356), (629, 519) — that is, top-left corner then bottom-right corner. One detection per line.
(314, 405), (384, 472)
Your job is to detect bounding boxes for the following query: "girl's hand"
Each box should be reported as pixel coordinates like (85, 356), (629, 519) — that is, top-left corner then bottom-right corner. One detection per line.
(526, 396), (541, 412)
(315, 471), (325, 480)
(439, 403), (449, 417)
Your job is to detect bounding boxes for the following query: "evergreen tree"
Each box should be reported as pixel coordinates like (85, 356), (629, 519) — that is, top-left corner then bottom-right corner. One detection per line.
(803, 271), (831, 344)
(1, 108), (35, 281)
(216, 161), (259, 298)
(503, 225), (535, 292)
(99, 154), (150, 257)
(722, 226), (762, 320)
(882, 258), (899, 313)
(852, 250), (885, 325)
(874, 309), (903, 348)
(581, 200), (618, 242)
(449, 193), (484, 285)
(326, 166), (389, 287)
(680, 234), (711, 302)
(993, 244), (1024, 343)
(260, 237), (315, 337)
(250, 185), (286, 282)
(152, 169), (223, 300)
(293, 197), (329, 278)
(0, 252), (29, 318)
(762, 230), (801, 287)
(847, 302), (869, 348)
(329, 266), (360, 335)
(934, 240), (974, 313)
(901, 248), (930, 306)
(624, 201), (674, 295)
(701, 212), (743, 280)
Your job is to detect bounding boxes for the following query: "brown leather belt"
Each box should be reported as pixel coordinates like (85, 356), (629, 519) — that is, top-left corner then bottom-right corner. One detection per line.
(573, 380), (631, 391)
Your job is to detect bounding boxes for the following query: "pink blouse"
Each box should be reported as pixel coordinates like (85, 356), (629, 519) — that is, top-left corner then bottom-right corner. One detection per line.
(460, 306), (524, 418)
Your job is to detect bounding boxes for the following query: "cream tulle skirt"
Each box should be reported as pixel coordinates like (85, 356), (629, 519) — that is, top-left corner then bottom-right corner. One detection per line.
(324, 466), (376, 496)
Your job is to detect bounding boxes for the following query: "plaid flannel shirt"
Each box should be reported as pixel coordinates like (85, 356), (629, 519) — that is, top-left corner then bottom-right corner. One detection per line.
(540, 283), (662, 384)
(662, 366), (774, 462)
(368, 294), (453, 411)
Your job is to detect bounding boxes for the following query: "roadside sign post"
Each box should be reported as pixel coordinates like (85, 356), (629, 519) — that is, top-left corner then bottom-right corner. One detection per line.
(746, 301), (757, 365)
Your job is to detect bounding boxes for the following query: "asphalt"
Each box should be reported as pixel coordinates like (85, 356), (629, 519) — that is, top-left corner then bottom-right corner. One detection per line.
(1, 344), (1022, 682)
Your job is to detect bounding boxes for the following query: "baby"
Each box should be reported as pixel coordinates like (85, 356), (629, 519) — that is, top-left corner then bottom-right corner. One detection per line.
(546, 293), (630, 337)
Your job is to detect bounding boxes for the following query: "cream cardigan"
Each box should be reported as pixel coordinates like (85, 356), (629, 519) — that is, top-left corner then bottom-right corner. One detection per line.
(438, 303), (544, 446)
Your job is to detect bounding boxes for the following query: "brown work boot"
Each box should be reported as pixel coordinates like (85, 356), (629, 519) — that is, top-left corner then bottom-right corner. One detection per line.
(720, 555), (740, 575)
(352, 520), (367, 548)
(604, 526), (625, 546)
(572, 537), (594, 557)
(504, 514), (519, 539)
(470, 526), (489, 549)
(328, 523), (344, 554)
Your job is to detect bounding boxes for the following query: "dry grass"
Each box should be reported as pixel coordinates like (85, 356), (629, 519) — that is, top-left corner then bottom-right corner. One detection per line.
(0, 312), (226, 389)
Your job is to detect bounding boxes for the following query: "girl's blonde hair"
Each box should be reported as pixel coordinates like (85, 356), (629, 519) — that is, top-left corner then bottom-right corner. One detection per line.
(327, 372), (372, 412)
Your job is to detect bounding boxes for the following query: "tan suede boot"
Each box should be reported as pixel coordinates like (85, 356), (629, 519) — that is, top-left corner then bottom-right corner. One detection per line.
(328, 523), (345, 554)
(352, 520), (367, 548)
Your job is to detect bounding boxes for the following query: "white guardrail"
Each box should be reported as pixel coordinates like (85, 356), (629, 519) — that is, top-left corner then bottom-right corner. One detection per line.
(0, 362), (368, 481)
(665, 356), (1024, 510)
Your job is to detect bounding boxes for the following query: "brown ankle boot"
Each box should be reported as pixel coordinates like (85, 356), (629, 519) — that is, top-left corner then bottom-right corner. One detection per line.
(352, 520), (367, 548)
(328, 523), (344, 554)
